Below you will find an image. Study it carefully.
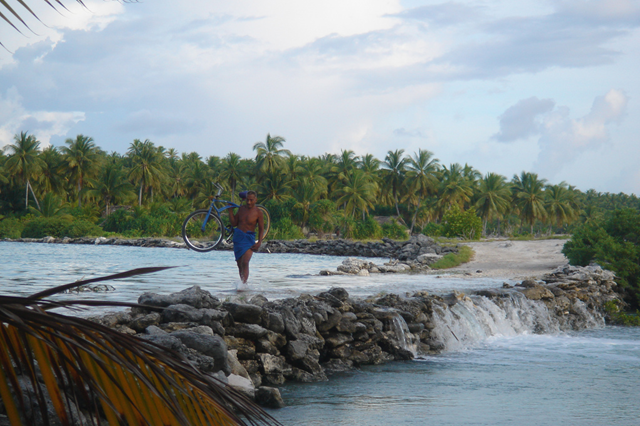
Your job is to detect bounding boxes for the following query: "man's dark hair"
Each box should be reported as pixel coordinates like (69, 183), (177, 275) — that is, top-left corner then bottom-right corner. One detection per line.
(247, 190), (257, 197)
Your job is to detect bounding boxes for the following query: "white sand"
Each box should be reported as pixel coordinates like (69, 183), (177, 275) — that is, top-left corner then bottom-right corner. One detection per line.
(448, 239), (569, 280)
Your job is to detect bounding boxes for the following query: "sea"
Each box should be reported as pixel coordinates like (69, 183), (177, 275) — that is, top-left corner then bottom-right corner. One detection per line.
(2, 241), (639, 425)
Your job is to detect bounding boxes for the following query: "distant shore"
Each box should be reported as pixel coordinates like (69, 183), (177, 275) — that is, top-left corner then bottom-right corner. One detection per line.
(449, 239), (569, 280)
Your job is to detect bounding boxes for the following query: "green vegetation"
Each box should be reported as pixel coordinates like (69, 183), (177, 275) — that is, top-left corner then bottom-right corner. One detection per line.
(431, 245), (474, 270)
(1, 131), (639, 242)
(604, 300), (640, 326)
(563, 208), (640, 309)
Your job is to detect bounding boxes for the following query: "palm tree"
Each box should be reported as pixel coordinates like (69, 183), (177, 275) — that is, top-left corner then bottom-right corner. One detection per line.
(258, 173), (292, 202)
(37, 146), (65, 196)
(475, 173), (511, 235)
(545, 182), (579, 231)
(405, 149), (440, 233)
(127, 139), (167, 206)
(300, 157), (329, 198)
(334, 170), (377, 220)
(512, 171), (547, 234)
(219, 153), (244, 202)
(383, 149), (408, 217)
(28, 192), (70, 218)
(87, 162), (135, 217)
(253, 134), (290, 176)
(438, 163), (474, 211)
(4, 131), (44, 209)
(329, 150), (359, 192)
(0, 268), (279, 426)
(60, 134), (102, 208)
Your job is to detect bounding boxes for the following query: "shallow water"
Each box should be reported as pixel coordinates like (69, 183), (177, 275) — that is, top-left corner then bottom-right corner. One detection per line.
(273, 327), (640, 426)
(2, 241), (639, 425)
(1, 241), (506, 308)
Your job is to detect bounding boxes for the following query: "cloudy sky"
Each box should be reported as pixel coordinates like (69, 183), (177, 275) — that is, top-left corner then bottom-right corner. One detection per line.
(1, 0), (639, 194)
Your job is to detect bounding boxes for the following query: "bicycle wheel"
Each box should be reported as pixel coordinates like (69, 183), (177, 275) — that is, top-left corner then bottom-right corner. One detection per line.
(182, 210), (224, 252)
(257, 204), (271, 240)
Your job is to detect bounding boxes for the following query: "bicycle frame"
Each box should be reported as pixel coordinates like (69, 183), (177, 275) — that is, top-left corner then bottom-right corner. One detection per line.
(200, 183), (239, 233)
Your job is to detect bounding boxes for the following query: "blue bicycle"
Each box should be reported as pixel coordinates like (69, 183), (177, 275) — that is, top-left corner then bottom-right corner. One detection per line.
(181, 183), (271, 252)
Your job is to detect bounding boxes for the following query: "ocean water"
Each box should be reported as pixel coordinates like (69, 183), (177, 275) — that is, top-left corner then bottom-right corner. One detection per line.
(2, 241), (639, 425)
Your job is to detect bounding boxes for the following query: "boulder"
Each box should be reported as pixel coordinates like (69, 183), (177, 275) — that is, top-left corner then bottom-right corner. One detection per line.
(255, 387), (285, 409)
(223, 302), (264, 324)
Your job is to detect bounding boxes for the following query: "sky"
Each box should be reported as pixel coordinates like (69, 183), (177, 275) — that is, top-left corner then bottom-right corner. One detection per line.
(1, 0), (639, 195)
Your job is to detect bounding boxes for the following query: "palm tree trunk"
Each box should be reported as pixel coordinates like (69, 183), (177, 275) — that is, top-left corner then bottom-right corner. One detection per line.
(410, 197), (421, 234)
(139, 184), (143, 206)
(27, 180), (40, 210)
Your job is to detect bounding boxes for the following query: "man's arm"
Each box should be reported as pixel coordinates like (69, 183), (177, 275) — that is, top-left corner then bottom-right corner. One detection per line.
(227, 206), (238, 227)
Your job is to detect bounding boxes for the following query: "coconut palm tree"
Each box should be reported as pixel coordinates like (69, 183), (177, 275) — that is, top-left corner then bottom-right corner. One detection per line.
(382, 149), (408, 217)
(545, 182), (580, 231)
(60, 134), (102, 208)
(334, 169), (377, 220)
(253, 134), (290, 176)
(127, 139), (167, 206)
(512, 171), (547, 234)
(405, 149), (440, 233)
(438, 163), (474, 211)
(37, 145), (65, 196)
(300, 157), (329, 198)
(0, 268), (280, 426)
(86, 162), (135, 217)
(4, 131), (44, 209)
(475, 173), (511, 235)
(219, 153), (244, 203)
(28, 192), (70, 218)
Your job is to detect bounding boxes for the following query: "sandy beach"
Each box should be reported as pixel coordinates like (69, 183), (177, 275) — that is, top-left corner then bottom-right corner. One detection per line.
(449, 239), (569, 280)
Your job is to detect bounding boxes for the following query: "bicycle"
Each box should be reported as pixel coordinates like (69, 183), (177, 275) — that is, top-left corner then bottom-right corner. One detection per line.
(182, 183), (271, 252)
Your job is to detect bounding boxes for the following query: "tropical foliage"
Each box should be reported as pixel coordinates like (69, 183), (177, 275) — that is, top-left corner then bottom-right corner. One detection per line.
(2, 131), (639, 242)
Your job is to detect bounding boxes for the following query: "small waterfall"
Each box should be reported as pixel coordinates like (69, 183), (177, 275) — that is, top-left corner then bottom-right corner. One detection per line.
(390, 314), (419, 357)
(429, 292), (604, 352)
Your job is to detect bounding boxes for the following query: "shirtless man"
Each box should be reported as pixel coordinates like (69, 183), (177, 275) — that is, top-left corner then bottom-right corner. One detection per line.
(228, 191), (264, 284)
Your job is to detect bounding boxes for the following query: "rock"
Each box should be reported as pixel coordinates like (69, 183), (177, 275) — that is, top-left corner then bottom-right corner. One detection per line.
(223, 302), (264, 324)
(129, 312), (162, 332)
(520, 285), (555, 301)
(255, 387), (285, 408)
(227, 323), (268, 340)
(227, 374), (255, 400)
(170, 331), (230, 375)
(161, 304), (204, 323)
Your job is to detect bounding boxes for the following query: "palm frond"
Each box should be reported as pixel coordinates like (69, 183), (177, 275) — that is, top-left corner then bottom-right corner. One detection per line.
(0, 268), (281, 426)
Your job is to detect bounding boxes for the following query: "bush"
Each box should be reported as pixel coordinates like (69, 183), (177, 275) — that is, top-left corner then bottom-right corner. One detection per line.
(441, 207), (482, 240)
(421, 222), (442, 237)
(0, 217), (23, 239)
(353, 215), (382, 240)
(101, 208), (182, 237)
(430, 245), (474, 269)
(382, 218), (408, 240)
(20, 217), (103, 238)
(270, 217), (305, 240)
(563, 208), (640, 309)
(21, 217), (71, 238)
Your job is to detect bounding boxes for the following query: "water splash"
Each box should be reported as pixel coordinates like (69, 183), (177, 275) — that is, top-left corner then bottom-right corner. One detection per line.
(390, 314), (418, 357)
(429, 292), (604, 352)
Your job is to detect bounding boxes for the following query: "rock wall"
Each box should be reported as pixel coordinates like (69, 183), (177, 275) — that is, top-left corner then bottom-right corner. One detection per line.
(90, 263), (622, 408)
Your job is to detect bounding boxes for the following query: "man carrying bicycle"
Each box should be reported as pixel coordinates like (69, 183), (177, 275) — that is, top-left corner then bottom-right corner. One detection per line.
(227, 190), (264, 286)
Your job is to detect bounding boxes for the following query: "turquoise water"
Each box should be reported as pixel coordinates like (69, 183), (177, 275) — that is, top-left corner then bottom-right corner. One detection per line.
(2, 241), (639, 425)
(273, 328), (640, 425)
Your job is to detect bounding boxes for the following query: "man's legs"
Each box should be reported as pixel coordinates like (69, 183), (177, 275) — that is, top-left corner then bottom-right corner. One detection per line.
(237, 249), (254, 283)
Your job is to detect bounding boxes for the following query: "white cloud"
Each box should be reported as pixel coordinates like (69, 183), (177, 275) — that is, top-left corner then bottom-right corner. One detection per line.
(0, 87), (85, 149)
(492, 89), (629, 179)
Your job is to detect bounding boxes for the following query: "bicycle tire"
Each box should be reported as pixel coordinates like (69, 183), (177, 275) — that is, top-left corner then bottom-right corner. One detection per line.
(182, 209), (224, 252)
(257, 204), (271, 240)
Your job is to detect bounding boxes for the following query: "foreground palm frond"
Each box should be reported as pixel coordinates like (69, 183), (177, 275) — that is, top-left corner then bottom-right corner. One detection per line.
(0, 268), (280, 426)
